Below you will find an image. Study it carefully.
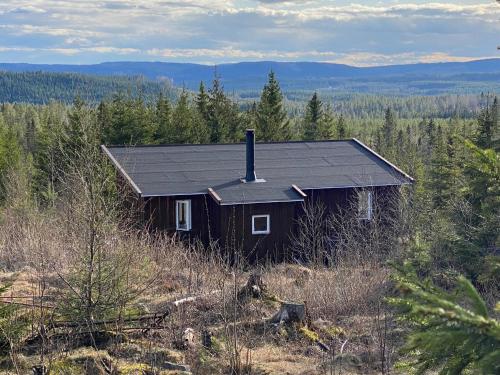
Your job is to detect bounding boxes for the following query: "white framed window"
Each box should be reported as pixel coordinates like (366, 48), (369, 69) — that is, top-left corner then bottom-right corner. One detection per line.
(358, 190), (373, 220)
(252, 214), (270, 235)
(176, 200), (191, 231)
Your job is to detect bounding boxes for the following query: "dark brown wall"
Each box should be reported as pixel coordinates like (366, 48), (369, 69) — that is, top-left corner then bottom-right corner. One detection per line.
(142, 194), (216, 244)
(217, 201), (302, 263)
(140, 185), (402, 261)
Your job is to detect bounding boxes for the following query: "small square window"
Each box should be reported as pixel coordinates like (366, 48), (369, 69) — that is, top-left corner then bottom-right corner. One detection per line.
(358, 190), (373, 220)
(252, 214), (270, 235)
(176, 200), (191, 231)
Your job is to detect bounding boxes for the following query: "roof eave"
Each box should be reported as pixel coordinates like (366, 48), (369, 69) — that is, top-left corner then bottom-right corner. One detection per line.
(101, 145), (143, 196)
(351, 138), (415, 183)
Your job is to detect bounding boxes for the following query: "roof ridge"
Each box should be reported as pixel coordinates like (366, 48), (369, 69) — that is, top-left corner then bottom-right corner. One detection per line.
(103, 138), (355, 148)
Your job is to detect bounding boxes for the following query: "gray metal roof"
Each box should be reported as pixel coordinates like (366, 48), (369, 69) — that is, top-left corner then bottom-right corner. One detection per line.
(103, 139), (413, 205)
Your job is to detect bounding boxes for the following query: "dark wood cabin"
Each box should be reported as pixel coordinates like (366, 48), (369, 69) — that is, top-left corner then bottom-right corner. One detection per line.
(102, 130), (413, 262)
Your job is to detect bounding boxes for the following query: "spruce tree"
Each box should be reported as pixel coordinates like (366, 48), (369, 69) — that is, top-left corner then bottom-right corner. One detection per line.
(207, 76), (229, 143)
(390, 267), (500, 375)
(303, 92), (323, 140)
(65, 97), (88, 157)
(171, 90), (193, 144)
(476, 96), (499, 151)
(25, 118), (36, 154)
(97, 100), (112, 144)
(337, 114), (347, 139)
(154, 92), (172, 144)
(105, 93), (152, 145)
(461, 140), (500, 260)
(381, 107), (397, 157)
(256, 71), (291, 141)
(196, 81), (210, 125)
(317, 104), (335, 140)
(0, 117), (22, 200)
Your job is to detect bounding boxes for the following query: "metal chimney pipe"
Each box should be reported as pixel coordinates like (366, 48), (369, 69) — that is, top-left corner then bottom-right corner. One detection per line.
(245, 129), (257, 182)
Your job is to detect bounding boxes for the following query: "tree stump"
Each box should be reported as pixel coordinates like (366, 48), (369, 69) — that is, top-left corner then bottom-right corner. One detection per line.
(181, 328), (195, 349)
(269, 302), (306, 324)
(238, 272), (267, 302)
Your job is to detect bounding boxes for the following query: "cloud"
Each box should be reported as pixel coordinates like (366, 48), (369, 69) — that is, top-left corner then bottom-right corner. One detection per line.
(331, 52), (488, 67)
(147, 47), (339, 60)
(6, 5), (47, 14)
(0, 1), (498, 65)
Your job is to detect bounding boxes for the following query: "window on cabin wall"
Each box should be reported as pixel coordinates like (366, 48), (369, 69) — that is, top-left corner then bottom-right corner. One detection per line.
(176, 200), (191, 231)
(358, 190), (373, 220)
(252, 214), (270, 235)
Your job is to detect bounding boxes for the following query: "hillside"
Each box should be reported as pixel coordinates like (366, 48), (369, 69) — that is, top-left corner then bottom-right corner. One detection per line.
(0, 71), (175, 104)
(1, 59), (499, 101)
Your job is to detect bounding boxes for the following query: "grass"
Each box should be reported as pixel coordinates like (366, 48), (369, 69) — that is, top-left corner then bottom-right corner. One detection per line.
(0, 207), (397, 374)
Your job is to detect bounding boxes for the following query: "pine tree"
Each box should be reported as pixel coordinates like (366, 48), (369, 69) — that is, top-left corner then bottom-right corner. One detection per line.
(390, 266), (500, 375)
(303, 92), (323, 140)
(256, 71), (291, 141)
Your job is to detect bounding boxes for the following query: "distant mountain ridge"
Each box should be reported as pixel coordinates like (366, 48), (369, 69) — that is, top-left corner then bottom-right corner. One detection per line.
(1, 59), (499, 92)
(0, 59), (499, 103)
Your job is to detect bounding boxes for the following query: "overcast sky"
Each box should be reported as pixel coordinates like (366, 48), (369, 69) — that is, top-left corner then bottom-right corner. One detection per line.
(0, 0), (498, 66)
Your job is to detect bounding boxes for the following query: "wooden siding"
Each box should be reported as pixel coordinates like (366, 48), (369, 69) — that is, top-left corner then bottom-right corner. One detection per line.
(217, 201), (302, 263)
(140, 185), (402, 262)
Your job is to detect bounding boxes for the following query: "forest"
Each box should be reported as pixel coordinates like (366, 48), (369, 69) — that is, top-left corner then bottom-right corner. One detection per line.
(0, 71), (498, 374)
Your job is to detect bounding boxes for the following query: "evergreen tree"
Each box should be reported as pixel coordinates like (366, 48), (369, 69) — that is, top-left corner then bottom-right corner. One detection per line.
(303, 92), (323, 140)
(337, 114), (347, 139)
(428, 132), (459, 209)
(226, 101), (244, 142)
(171, 90), (193, 144)
(33, 103), (67, 204)
(207, 76), (230, 143)
(256, 71), (291, 141)
(380, 107), (397, 157)
(97, 100), (112, 143)
(390, 267), (500, 375)
(25, 118), (36, 154)
(461, 140), (500, 260)
(317, 104), (335, 140)
(0, 115), (22, 201)
(104, 93), (152, 145)
(476, 96), (499, 151)
(196, 81), (210, 125)
(153, 92), (172, 144)
(65, 97), (89, 158)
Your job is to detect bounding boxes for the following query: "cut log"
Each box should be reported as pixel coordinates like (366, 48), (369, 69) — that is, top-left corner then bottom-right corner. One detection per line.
(269, 302), (306, 324)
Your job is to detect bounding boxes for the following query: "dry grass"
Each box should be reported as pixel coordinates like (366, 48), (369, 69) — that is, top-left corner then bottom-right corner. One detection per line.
(265, 263), (390, 319)
(0, 207), (397, 374)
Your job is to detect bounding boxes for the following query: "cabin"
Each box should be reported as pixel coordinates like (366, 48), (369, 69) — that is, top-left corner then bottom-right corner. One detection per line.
(102, 130), (413, 261)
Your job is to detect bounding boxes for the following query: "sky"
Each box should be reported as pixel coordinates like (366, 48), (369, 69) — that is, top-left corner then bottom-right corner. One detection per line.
(0, 0), (499, 66)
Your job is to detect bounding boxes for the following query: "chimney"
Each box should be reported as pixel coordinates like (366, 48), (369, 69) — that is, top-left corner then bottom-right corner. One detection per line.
(245, 129), (257, 182)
